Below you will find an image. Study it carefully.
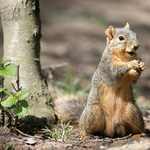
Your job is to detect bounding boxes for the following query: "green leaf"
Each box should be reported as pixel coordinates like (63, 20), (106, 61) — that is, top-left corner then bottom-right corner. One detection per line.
(0, 88), (6, 93)
(0, 88), (7, 98)
(13, 105), (28, 117)
(8, 104), (16, 109)
(7, 92), (16, 97)
(3, 60), (11, 65)
(1, 96), (17, 107)
(17, 91), (30, 100)
(19, 100), (28, 108)
(0, 60), (11, 71)
(13, 106), (21, 115)
(0, 62), (4, 70)
(0, 63), (17, 76)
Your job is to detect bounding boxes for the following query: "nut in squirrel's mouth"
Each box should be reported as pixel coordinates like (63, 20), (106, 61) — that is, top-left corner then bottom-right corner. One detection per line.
(127, 51), (135, 56)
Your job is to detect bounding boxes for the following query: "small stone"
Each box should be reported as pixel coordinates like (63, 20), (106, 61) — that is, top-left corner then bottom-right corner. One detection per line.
(25, 138), (36, 145)
(99, 145), (105, 149)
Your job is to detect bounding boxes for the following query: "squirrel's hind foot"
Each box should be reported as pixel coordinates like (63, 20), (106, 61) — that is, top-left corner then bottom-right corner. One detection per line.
(80, 134), (95, 140)
(132, 133), (146, 139)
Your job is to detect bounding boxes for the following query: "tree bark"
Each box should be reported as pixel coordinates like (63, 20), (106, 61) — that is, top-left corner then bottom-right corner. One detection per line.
(0, 0), (55, 123)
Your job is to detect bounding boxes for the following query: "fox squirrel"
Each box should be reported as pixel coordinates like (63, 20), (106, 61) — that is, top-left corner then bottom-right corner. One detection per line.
(54, 23), (146, 139)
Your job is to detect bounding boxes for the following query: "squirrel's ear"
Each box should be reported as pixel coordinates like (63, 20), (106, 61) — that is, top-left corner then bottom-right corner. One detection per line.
(124, 22), (130, 29)
(105, 26), (116, 42)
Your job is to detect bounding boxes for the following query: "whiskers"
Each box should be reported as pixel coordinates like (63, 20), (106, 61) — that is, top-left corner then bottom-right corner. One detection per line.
(136, 28), (149, 54)
(136, 28), (141, 37)
(136, 28), (148, 47)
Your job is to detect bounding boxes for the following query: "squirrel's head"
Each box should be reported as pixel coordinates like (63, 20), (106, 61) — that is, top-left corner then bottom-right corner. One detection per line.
(105, 23), (139, 61)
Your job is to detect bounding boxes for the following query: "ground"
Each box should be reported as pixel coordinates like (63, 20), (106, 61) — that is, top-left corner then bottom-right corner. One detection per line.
(0, 118), (150, 150)
(1, 0), (150, 149)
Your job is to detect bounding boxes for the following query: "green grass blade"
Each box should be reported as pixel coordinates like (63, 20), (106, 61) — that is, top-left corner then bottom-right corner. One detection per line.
(66, 68), (73, 85)
(42, 126), (53, 135)
(60, 116), (64, 129)
(54, 81), (66, 88)
(72, 77), (81, 87)
(80, 84), (90, 95)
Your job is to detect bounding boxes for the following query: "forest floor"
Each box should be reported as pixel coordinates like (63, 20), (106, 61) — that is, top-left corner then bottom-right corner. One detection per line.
(1, 0), (150, 149)
(0, 115), (150, 150)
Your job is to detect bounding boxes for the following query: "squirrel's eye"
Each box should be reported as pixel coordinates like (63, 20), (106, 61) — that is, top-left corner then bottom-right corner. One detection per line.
(119, 36), (124, 41)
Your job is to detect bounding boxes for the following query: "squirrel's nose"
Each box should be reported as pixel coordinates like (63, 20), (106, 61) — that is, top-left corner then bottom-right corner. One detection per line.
(134, 45), (139, 50)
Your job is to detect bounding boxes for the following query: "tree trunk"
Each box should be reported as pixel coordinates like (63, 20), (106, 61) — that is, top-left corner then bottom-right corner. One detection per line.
(0, 0), (55, 123)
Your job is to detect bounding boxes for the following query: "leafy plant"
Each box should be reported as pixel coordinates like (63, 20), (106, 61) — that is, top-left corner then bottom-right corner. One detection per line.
(0, 60), (30, 127)
(6, 142), (14, 150)
(0, 90), (30, 117)
(42, 117), (74, 142)
(54, 68), (90, 95)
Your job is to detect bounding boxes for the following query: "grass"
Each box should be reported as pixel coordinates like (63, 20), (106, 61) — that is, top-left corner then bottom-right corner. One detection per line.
(6, 142), (14, 150)
(54, 68), (90, 96)
(42, 116), (74, 142)
(43, 125), (60, 141)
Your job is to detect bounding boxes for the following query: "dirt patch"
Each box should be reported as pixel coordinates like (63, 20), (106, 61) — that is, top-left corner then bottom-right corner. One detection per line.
(0, 117), (150, 150)
(1, 105), (150, 149)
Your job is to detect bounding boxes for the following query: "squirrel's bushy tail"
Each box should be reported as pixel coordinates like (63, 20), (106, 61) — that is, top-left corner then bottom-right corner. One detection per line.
(53, 94), (87, 124)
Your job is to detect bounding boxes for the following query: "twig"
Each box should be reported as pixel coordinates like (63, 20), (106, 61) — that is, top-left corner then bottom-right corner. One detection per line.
(112, 134), (132, 141)
(93, 134), (132, 143)
(15, 65), (21, 128)
(11, 83), (17, 92)
(42, 62), (68, 70)
(11, 65), (22, 92)
(0, 93), (5, 126)
(16, 65), (22, 91)
(14, 127), (41, 139)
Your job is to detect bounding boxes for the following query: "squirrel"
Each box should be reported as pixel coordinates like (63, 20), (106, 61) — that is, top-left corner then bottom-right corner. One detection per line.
(54, 23), (146, 140)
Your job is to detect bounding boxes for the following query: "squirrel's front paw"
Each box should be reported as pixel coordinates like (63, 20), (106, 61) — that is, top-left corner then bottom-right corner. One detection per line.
(127, 60), (140, 69)
(139, 61), (146, 71)
(128, 59), (145, 72)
